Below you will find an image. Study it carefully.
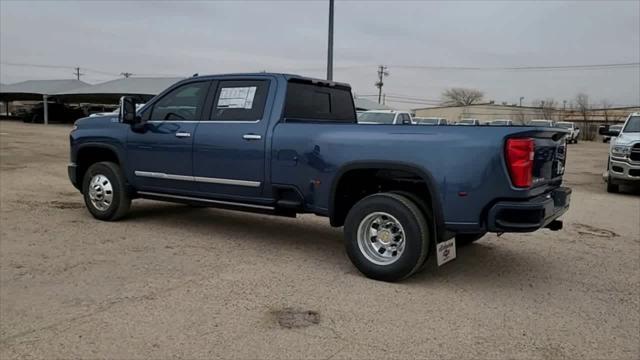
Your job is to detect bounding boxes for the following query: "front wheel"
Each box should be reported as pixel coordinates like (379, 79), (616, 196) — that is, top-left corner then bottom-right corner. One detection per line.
(82, 161), (131, 221)
(344, 193), (431, 282)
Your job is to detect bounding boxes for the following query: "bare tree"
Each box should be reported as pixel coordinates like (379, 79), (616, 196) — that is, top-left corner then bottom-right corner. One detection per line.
(601, 100), (612, 124)
(441, 88), (484, 106)
(533, 98), (558, 120)
(514, 109), (526, 124)
(575, 93), (594, 140)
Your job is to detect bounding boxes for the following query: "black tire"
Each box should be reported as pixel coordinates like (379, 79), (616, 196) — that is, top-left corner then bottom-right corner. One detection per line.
(82, 161), (131, 221)
(606, 180), (619, 194)
(455, 233), (486, 246)
(344, 193), (431, 282)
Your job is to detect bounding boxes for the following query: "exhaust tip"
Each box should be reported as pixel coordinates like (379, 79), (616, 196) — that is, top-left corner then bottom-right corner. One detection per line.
(546, 220), (563, 231)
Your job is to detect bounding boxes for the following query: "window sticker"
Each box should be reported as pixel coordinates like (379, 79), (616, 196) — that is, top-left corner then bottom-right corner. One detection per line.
(217, 86), (257, 109)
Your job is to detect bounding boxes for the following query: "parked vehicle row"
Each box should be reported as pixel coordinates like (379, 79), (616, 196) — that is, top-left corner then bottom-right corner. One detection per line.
(69, 73), (571, 282)
(357, 110), (413, 125)
(414, 117), (448, 125)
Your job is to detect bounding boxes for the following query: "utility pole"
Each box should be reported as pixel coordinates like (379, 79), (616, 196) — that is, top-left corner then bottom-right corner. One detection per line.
(120, 72), (133, 78)
(519, 96), (524, 107)
(73, 67), (83, 80)
(375, 65), (389, 104)
(326, 0), (334, 81)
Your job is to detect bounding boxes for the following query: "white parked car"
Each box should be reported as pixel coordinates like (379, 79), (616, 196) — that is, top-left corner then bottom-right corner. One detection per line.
(414, 117), (448, 125)
(488, 119), (513, 126)
(455, 118), (480, 126)
(357, 110), (413, 125)
(527, 119), (555, 127)
(556, 121), (581, 144)
(601, 113), (640, 193)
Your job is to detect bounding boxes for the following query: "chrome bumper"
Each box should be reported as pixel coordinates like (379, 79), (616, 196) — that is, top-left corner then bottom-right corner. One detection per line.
(606, 158), (640, 182)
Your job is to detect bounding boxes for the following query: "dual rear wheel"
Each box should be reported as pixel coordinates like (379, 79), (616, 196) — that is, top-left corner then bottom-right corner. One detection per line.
(344, 193), (432, 282)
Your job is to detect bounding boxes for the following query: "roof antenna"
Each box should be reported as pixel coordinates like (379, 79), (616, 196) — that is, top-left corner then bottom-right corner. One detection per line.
(192, 73), (199, 77)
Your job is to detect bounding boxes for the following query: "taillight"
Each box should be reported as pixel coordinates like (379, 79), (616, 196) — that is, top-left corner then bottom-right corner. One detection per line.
(506, 138), (535, 188)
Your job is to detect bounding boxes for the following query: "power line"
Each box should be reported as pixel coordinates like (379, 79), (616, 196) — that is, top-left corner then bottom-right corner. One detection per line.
(388, 62), (640, 71)
(0, 61), (181, 78)
(290, 62), (639, 72)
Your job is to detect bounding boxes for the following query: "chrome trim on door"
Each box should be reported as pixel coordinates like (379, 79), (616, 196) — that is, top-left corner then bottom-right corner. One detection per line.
(242, 134), (262, 140)
(134, 171), (261, 187)
(137, 191), (275, 210)
(146, 120), (261, 124)
(134, 171), (193, 182)
(193, 176), (260, 187)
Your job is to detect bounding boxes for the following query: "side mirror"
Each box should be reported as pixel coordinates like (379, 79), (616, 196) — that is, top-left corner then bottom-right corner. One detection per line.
(119, 96), (141, 125)
(598, 126), (620, 137)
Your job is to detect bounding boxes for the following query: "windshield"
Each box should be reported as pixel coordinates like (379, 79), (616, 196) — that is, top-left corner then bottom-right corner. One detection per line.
(416, 118), (438, 125)
(358, 112), (396, 124)
(622, 116), (640, 133)
(556, 122), (573, 129)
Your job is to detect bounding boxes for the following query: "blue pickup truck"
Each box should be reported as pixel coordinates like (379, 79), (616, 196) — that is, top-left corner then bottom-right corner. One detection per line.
(68, 73), (571, 281)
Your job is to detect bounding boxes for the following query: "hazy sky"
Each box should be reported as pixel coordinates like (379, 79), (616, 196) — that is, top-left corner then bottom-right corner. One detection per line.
(1, 0), (639, 109)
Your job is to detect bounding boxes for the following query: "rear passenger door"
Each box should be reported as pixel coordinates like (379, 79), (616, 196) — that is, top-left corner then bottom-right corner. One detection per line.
(192, 79), (271, 199)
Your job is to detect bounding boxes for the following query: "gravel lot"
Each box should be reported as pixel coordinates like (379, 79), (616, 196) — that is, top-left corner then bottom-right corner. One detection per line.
(1, 121), (638, 359)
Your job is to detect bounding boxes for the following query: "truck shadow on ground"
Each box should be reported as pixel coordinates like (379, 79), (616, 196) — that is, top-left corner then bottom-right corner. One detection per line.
(125, 202), (549, 287)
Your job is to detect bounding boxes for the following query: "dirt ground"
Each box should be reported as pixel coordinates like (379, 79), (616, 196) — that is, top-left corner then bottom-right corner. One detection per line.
(1, 121), (638, 359)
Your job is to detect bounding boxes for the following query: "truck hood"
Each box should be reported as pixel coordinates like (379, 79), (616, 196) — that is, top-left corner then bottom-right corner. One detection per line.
(613, 132), (640, 145)
(74, 114), (120, 129)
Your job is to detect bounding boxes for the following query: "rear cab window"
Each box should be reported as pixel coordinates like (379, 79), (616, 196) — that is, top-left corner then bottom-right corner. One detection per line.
(283, 79), (356, 123)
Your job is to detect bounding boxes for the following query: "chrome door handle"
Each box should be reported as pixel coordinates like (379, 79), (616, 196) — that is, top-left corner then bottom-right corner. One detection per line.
(242, 134), (262, 140)
(175, 132), (191, 138)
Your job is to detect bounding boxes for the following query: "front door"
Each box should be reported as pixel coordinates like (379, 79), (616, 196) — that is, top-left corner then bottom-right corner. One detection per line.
(193, 79), (271, 199)
(127, 80), (211, 193)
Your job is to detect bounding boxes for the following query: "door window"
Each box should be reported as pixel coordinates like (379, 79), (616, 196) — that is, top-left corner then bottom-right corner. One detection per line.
(210, 80), (269, 121)
(149, 81), (210, 121)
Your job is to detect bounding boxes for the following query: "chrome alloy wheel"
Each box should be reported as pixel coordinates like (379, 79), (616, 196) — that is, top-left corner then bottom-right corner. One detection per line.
(88, 174), (113, 211)
(356, 212), (406, 265)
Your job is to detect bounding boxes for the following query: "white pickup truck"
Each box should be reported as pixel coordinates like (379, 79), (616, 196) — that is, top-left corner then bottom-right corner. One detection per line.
(556, 121), (580, 144)
(600, 113), (640, 193)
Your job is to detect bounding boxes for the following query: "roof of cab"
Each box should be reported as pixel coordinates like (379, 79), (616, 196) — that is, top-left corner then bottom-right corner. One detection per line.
(189, 72), (351, 89)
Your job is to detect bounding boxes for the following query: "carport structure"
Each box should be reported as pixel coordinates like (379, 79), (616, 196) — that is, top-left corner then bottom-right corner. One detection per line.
(1, 77), (184, 124)
(0, 80), (87, 124)
(53, 77), (184, 106)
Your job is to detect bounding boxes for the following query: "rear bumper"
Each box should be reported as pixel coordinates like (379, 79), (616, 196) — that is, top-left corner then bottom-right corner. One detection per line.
(486, 187), (571, 232)
(68, 163), (80, 191)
